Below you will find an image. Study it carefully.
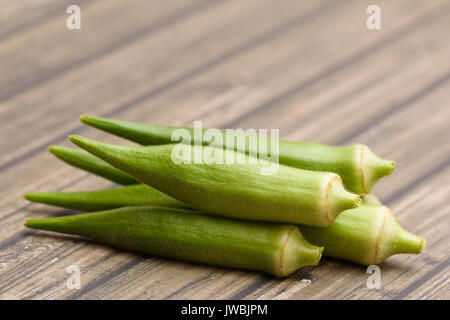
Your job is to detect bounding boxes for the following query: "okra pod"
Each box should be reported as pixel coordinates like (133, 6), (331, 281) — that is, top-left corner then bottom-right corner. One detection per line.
(24, 206), (323, 277)
(25, 185), (382, 214)
(25, 185), (189, 212)
(69, 135), (361, 226)
(80, 115), (395, 193)
(298, 205), (424, 265)
(25, 188), (424, 265)
(49, 145), (138, 185)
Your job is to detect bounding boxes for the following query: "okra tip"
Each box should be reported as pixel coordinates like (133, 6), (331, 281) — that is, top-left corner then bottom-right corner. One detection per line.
(24, 192), (41, 202)
(48, 145), (66, 156)
(24, 216), (77, 234)
(80, 115), (111, 129)
(25, 191), (66, 207)
(24, 218), (53, 230)
(69, 135), (117, 159)
(80, 115), (100, 125)
(79, 114), (95, 122)
(24, 219), (34, 228)
(48, 145), (86, 163)
(68, 135), (90, 147)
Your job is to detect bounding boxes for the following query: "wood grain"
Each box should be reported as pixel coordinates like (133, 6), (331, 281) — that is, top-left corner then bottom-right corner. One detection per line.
(0, 0), (448, 300)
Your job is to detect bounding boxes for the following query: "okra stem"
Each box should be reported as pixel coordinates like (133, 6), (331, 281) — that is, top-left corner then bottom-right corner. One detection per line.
(49, 145), (138, 185)
(69, 135), (361, 226)
(24, 206), (323, 277)
(80, 115), (395, 193)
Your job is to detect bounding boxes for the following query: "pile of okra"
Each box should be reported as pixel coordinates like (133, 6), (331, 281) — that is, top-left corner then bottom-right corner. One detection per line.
(25, 116), (424, 277)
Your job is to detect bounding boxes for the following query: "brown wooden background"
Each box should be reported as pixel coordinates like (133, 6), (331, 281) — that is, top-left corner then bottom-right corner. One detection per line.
(0, 0), (449, 300)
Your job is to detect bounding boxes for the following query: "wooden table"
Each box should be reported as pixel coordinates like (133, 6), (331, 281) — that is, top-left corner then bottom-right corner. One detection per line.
(0, 0), (449, 300)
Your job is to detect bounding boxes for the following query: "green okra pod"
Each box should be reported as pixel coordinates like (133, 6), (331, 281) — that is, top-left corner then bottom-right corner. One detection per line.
(25, 184), (189, 212)
(80, 115), (395, 193)
(298, 205), (425, 265)
(24, 206), (323, 277)
(49, 145), (138, 185)
(25, 185), (382, 214)
(25, 187), (424, 265)
(69, 135), (361, 226)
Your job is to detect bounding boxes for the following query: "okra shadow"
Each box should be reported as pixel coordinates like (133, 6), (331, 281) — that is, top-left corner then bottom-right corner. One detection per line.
(26, 207), (82, 217)
(322, 256), (414, 273)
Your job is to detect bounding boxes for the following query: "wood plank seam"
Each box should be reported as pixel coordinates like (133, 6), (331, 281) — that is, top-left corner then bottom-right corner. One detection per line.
(230, 279), (270, 300)
(163, 272), (216, 300)
(393, 256), (450, 299)
(385, 157), (450, 205)
(21, 252), (117, 300)
(66, 258), (144, 299)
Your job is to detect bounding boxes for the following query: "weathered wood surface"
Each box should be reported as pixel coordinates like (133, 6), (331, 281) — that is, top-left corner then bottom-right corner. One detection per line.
(0, 0), (449, 300)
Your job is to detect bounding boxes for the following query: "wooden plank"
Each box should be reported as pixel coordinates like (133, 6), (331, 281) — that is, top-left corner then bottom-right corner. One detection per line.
(0, 0), (448, 299)
(0, 0), (214, 101)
